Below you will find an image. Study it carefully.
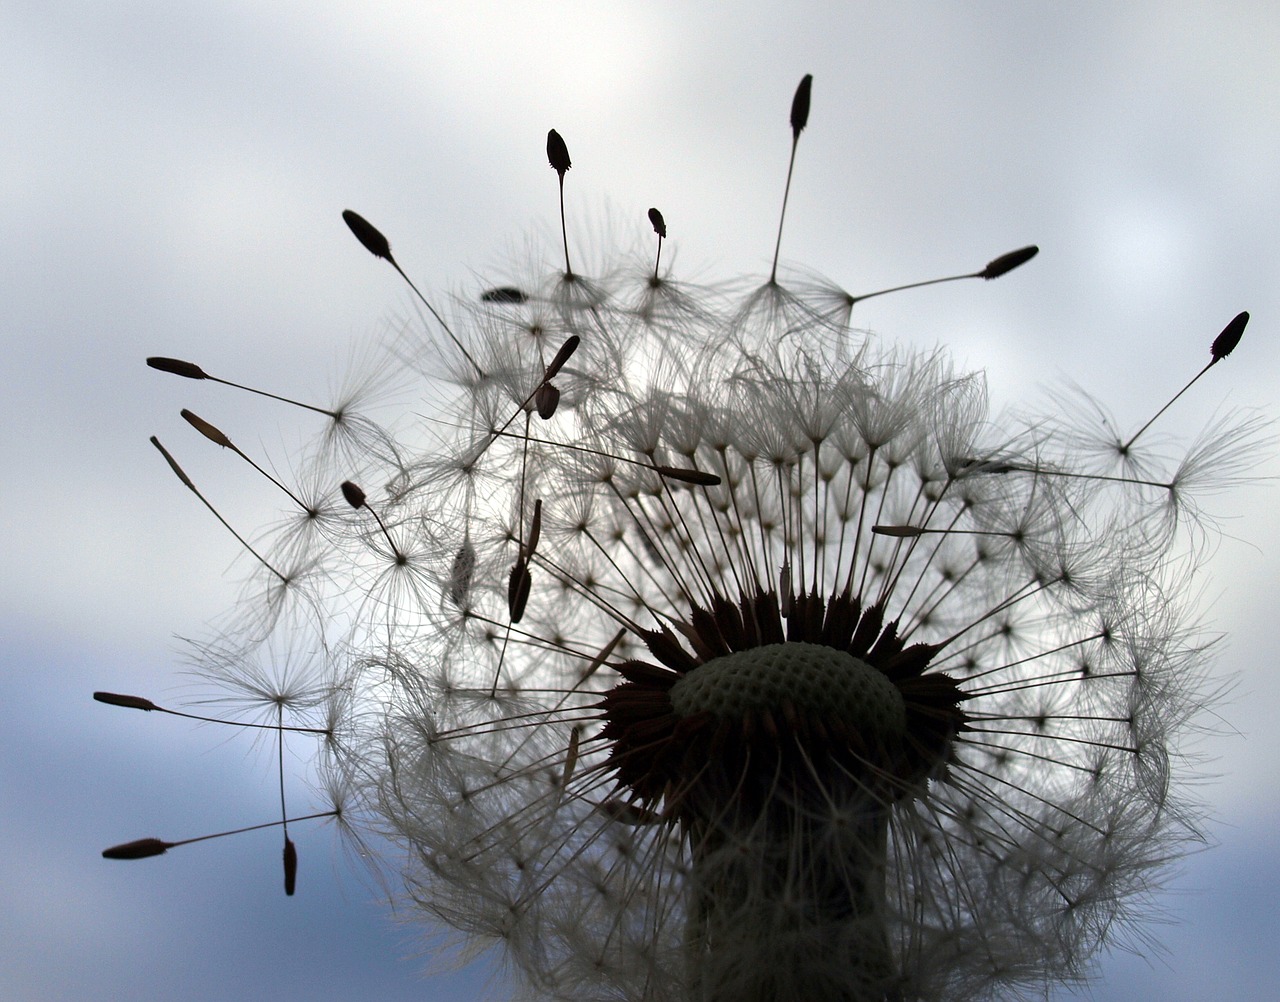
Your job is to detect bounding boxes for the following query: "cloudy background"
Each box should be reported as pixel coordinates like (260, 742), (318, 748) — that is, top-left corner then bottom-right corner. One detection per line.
(4, 3), (1278, 999)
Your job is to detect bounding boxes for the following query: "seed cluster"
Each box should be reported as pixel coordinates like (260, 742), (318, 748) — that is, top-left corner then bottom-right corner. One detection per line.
(98, 75), (1264, 1002)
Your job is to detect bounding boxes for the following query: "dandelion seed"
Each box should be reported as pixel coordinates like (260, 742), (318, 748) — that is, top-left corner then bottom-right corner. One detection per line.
(343, 209), (485, 377)
(341, 478), (406, 565)
(97, 641), (351, 894)
(147, 357), (342, 419)
(283, 836), (298, 896)
(535, 381), (561, 420)
(149, 436), (289, 584)
(767, 74), (814, 285)
(979, 244), (1040, 280)
(92, 690), (329, 734)
(180, 409), (312, 512)
(101, 812), (337, 865)
(648, 207), (667, 283)
(843, 244), (1040, 308)
(547, 128), (574, 277)
(104, 74), (1266, 1002)
(481, 286), (529, 304)
(1120, 310), (1250, 453)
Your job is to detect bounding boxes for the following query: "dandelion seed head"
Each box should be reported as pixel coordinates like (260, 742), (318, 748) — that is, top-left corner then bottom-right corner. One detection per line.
(116, 78), (1270, 1002)
(339, 260), (1237, 998)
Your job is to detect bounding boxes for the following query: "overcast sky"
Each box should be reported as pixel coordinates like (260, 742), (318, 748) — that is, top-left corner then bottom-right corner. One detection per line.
(4, 3), (1279, 1000)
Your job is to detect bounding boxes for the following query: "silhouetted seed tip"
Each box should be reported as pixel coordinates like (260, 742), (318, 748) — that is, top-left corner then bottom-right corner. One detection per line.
(790, 74), (813, 137)
(980, 245), (1039, 279)
(583, 630), (624, 681)
(480, 286), (528, 304)
(283, 838), (298, 896)
(648, 207), (666, 239)
(449, 541), (475, 607)
(508, 559), (532, 623)
(342, 209), (393, 262)
(103, 838), (173, 860)
(535, 382), (561, 420)
(599, 798), (661, 826)
(94, 691), (159, 712)
(1210, 311), (1248, 362)
(544, 335), (581, 381)
(952, 456), (1018, 475)
(525, 499), (542, 557)
(872, 525), (925, 538)
(562, 726), (581, 788)
(147, 357), (207, 380)
(656, 465), (721, 487)
(150, 436), (195, 491)
(181, 409), (232, 448)
(340, 480), (367, 509)
(546, 129), (571, 176)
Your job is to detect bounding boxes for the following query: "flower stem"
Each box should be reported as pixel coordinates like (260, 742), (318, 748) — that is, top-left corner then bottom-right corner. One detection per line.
(685, 806), (901, 1001)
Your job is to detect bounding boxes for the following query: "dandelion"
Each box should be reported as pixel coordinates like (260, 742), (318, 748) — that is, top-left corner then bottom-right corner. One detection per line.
(98, 77), (1264, 1001)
